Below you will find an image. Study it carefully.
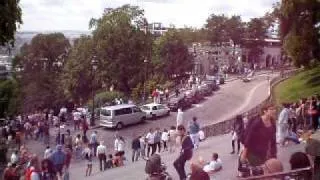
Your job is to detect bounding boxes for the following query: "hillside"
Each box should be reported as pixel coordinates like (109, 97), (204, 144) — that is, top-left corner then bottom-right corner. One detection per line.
(274, 66), (320, 104)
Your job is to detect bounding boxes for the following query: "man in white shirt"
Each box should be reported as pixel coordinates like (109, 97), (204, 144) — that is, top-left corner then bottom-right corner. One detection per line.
(73, 110), (81, 131)
(176, 108), (184, 127)
(203, 153), (222, 173)
(44, 146), (52, 159)
(146, 129), (155, 157)
(96, 141), (107, 171)
(10, 150), (19, 164)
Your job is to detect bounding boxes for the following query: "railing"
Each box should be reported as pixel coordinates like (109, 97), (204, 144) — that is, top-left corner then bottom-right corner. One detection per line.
(239, 167), (312, 180)
(202, 69), (300, 137)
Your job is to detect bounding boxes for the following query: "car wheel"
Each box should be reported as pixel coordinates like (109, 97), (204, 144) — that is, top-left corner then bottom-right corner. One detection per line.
(116, 122), (123, 130)
(166, 111), (170, 116)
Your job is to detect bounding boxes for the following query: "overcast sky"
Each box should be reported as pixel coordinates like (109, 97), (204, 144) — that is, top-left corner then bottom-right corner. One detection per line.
(19, 0), (278, 31)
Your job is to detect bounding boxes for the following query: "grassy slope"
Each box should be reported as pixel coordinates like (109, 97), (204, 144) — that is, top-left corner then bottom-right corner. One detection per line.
(273, 66), (320, 105)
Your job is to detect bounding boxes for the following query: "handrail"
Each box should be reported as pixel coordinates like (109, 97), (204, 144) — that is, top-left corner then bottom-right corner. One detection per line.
(239, 167), (312, 180)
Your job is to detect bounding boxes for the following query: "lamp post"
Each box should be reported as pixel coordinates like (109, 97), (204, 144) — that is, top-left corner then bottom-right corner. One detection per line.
(90, 56), (98, 126)
(143, 59), (148, 102)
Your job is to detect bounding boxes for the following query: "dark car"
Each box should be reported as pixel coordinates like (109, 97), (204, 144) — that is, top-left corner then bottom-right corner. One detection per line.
(203, 80), (219, 91)
(167, 96), (191, 111)
(185, 89), (204, 104)
(198, 84), (213, 96)
(216, 74), (225, 84)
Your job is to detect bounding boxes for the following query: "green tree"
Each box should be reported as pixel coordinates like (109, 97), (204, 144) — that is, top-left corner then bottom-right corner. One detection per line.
(61, 36), (95, 105)
(205, 14), (228, 46)
(0, 0), (22, 46)
(0, 79), (20, 117)
(278, 0), (320, 67)
(14, 33), (70, 112)
(155, 29), (193, 81)
(89, 4), (153, 94)
(243, 18), (267, 64)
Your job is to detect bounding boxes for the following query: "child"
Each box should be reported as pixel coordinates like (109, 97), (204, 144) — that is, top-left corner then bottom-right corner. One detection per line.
(82, 144), (92, 176)
(105, 154), (114, 169)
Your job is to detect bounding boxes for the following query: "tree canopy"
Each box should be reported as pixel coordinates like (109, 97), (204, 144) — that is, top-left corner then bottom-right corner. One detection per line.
(0, 0), (22, 46)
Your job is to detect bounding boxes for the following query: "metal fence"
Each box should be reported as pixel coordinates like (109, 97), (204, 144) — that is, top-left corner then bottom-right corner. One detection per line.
(201, 69), (300, 138)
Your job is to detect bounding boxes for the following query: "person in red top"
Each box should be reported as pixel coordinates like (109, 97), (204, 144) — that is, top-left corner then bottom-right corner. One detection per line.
(3, 163), (20, 180)
(152, 89), (158, 103)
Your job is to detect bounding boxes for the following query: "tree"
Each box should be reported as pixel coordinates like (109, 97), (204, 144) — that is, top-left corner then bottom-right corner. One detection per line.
(61, 36), (95, 105)
(0, 0), (22, 46)
(89, 4), (153, 94)
(14, 33), (70, 112)
(242, 18), (268, 64)
(0, 79), (20, 118)
(278, 0), (320, 66)
(205, 14), (228, 46)
(155, 29), (193, 80)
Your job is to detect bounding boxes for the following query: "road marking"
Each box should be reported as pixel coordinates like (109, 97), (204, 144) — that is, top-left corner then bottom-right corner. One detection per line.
(216, 80), (269, 122)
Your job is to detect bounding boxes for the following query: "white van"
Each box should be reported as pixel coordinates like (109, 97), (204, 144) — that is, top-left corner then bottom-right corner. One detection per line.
(99, 104), (146, 129)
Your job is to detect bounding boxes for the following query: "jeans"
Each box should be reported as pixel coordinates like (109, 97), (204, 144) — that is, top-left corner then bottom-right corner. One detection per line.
(132, 149), (140, 162)
(147, 144), (156, 157)
(173, 153), (188, 180)
(190, 133), (200, 148)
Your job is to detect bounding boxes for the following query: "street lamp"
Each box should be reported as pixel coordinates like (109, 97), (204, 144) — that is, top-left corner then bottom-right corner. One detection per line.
(143, 59), (148, 102)
(90, 56), (98, 126)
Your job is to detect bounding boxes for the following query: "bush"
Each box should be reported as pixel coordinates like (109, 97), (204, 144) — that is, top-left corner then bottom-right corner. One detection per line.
(92, 91), (125, 107)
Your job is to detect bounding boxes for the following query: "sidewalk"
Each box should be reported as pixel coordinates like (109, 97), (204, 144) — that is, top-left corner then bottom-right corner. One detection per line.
(69, 130), (313, 180)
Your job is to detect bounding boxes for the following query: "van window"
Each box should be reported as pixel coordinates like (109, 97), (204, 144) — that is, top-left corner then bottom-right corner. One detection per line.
(115, 108), (132, 116)
(100, 109), (111, 116)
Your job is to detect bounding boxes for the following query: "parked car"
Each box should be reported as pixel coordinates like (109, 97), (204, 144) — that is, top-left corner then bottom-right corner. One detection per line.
(185, 89), (204, 104)
(99, 104), (146, 129)
(167, 96), (191, 111)
(202, 80), (219, 91)
(215, 74), (225, 84)
(198, 84), (213, 96)
(141, 103), (170, 119)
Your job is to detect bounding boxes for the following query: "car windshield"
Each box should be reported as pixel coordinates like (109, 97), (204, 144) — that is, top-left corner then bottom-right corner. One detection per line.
(141, 106), (150, 110)
(100, 109), (111, 116)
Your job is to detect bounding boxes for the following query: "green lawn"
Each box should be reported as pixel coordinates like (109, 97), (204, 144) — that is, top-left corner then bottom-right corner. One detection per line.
(273, 66), (320, 105)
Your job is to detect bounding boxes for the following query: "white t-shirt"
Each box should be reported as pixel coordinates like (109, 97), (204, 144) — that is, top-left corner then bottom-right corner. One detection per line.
(96, 144), (107, 155)
(146, 132), (155, 144)
(169, 130), (176, 141)
(203, 159), (222, 172)
(199, 130), (205, 140)
(114, 139), (125, 152)
(44, 148), (52, 159)
(161, 132), (169, 141)
(11, 153), (18, 164)
(73, 111), (81, 121)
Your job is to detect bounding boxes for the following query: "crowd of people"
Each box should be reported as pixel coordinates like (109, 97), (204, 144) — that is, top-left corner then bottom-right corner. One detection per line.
(1, 92), (320, 180)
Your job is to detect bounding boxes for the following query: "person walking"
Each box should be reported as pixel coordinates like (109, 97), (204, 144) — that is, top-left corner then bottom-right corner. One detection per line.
(97, 141), (107, 171)
(114, 136), (125, 166)
(161, 129), (169, 152)
(89, 131), (98, 156)
(173, 125), (194, 180)
(131, 136), (141, 162)
(83, 143), (93, 176)
(189, 117), (200, 149)
(139, 135), (146, 159)
(146, 129), (155, 157)
(154, 128), (162, 153)
(50, 145), (66, 178)
(176, 108), (184, 128)
(240, 104), (277, 167)
(168, 126), (176, 153)
(231, 115), (244, 154)
(277, 103), (290, 146)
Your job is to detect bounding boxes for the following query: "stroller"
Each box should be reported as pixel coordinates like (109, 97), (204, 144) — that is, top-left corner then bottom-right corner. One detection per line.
(145, 154), (172, 180)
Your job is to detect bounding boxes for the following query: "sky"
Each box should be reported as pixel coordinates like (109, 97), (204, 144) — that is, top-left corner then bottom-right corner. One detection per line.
(19, 0), (278, 31)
